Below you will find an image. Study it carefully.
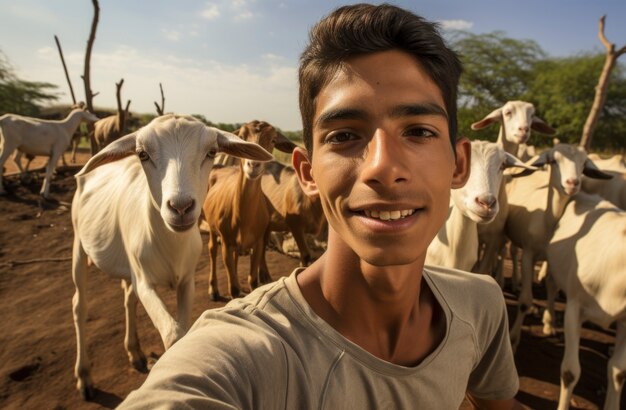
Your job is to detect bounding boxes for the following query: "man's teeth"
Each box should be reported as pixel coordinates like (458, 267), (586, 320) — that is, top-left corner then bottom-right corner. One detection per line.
(364, 209), (414, 221)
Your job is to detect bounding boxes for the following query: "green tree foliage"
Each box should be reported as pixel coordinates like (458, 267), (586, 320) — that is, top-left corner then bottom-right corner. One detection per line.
(0, 51), (58, 116)
(452, 31), (546, 109)
(527, 53), (626, 149)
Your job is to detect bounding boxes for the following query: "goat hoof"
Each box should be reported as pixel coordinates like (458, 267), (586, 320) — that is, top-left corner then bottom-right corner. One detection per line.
(79, 384), (96, 401)
(231, 287), (241, 299)
(209, 292), (220, 302)
(131, 357), (148, 373)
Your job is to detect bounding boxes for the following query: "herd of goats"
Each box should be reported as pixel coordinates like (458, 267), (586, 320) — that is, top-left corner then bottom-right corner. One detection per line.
(0, 100), (625, 408)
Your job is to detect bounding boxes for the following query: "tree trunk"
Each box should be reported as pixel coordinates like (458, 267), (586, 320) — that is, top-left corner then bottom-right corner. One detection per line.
(83, 0), (100, 155)
(580, 15), (626, 151)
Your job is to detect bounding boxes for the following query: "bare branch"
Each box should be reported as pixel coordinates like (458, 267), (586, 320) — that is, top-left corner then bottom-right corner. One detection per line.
(598, 15), (612, 52)
(580, 14), (626, 150)
(115, 78), (124, 113)
(54, 35), (76, 104)
(154, 82), (165, 115)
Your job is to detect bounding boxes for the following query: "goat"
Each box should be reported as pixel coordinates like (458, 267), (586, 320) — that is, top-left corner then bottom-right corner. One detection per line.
(0, 108), (99, 197)
(261, 160), (326, 268)
(542, 191), (626, 410)
(426, 140), (536, 271)
(470, 100), (556, 156)
(70, 114), (272, 399)
(504, 144), (612, 351)
(472, 101), (556, 285)
(202, 120), (297, 301)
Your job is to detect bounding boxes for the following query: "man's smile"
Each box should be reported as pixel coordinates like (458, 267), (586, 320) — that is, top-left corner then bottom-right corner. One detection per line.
(362, 209), (415, 220)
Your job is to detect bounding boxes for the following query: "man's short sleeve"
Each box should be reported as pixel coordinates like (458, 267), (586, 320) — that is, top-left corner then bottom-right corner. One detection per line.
(119, 311), (288, 409)
(466, 289), (519, 400)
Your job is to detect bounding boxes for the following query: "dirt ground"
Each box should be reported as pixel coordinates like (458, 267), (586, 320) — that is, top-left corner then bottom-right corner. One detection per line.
(0, 153), (621, 409)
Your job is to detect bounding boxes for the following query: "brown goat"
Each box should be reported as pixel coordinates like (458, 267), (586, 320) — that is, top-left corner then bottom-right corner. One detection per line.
(261, 160), (327, 268)
(201, 120), (297, 300)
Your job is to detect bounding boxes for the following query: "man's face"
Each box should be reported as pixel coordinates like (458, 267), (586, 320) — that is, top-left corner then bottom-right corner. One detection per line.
(295, 50), (468, 267)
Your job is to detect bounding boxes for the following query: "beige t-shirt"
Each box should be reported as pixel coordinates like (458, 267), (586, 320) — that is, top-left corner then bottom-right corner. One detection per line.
(121, 266), (518, 409)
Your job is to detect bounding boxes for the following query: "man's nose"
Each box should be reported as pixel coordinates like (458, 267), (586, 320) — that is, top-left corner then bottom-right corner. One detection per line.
(360, 131), (409, 186)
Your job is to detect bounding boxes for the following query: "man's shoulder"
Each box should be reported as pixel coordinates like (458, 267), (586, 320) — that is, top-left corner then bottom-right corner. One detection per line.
(190, 275), (293, 334)
(424, 265), (506, 325)
(424, 264), (502, 298)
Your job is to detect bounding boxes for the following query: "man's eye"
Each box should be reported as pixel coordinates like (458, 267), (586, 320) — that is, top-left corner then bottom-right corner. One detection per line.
(325, 131), (357, 144)
(404, 127), (436, 138)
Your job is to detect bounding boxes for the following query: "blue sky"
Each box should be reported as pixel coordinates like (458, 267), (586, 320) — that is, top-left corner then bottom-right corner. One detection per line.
(1, 0), (625, 131)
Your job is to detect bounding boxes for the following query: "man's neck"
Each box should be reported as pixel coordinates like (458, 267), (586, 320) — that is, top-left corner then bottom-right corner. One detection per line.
(296, 233), (444, 366)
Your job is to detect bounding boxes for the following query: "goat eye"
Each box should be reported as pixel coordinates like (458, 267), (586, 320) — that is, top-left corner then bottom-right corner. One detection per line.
(500, 162), (507, 171)
(137, 150), (150, 161)
(207, 148), (217, 159)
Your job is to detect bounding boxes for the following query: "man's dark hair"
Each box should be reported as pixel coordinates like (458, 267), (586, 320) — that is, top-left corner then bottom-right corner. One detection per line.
(298, 3), (463, 155)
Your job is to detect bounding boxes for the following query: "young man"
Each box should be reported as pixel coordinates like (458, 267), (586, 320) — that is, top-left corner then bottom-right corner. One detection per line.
(120, 4), (521, 409)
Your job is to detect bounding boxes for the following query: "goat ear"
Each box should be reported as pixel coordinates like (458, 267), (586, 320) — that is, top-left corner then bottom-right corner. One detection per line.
(583, 159), (613, 180)
(215, 129), (273, 162)
(531, 116), (556, 135)
(511, 151), (551, 178)
(470, 108), (502, 130)
(274, 132), (299, 153)
(503, 152), (539, 171)
(76, 131), (138, 176)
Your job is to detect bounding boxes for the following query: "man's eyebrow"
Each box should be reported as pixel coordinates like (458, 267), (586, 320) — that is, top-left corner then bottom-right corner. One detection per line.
(389, 103), (448, 120)
(315, 108), (368, 128)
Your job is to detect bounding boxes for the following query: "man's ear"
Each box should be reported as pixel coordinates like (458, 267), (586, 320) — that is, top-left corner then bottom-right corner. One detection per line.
(292, 147), (319, 197)
(451, 137), (471, 189)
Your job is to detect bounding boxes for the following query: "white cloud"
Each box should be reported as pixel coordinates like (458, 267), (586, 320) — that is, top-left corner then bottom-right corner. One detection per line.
(200, 3), (220, 20)
(262, 53), (285, 63)
(231, 0), (256, 21)
(234, 10), (254, 21)
(31, 45), (301, 130)
(439, 19), (474, 31)
(162, 29), (181, 42)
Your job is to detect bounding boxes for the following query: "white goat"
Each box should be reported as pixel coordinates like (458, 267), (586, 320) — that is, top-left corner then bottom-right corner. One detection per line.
(587, 153), (626, 173)
(542, 192), (626, 410)
(504, 144), (612, 351)
(0, 108), (99, 197)
(470, 100), (556, 156)
(471, 101), (556, 284)
(582, 170), (626, 210)
(426, 140), (536, 271)
(71, 114), (272, 399)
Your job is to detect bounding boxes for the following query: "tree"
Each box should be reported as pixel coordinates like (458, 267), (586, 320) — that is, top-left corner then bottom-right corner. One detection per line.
(0, 51), (58, 116)
(451, 31), (546, 109)
(527, 54), (626, 148)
